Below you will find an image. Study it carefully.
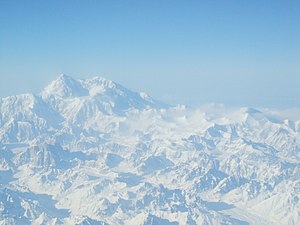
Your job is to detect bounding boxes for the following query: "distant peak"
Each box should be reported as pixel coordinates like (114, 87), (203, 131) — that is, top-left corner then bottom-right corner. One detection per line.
(88, 76), (107, 81)
(38, 74), (167, 111)
(59, 73), (67, 78)
(41, 74), (88, 98)
(81, 76), (119, 96)
(58, 73), (71, 79)
(53, 73), (75, 83)
(241, 107), (262, 115)
(84, 76), (116, 87)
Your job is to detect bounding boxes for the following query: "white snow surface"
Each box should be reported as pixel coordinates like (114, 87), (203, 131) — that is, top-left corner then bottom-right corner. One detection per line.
(0, 75), (299, 225)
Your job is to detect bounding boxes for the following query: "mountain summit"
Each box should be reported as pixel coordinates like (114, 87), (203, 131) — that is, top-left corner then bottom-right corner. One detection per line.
(42, 74), (89, 98)
(41, 75), (166, 114)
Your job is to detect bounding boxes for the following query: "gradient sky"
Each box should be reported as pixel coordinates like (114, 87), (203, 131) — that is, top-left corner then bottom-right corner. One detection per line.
(0, 0), (299, 108)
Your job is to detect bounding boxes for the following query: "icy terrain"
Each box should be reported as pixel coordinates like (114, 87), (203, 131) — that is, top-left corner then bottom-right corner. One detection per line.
(0, 74), (299, 225)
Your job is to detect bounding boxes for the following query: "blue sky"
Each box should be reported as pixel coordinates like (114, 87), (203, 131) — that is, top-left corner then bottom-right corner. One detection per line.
(0, 1), (299, 107)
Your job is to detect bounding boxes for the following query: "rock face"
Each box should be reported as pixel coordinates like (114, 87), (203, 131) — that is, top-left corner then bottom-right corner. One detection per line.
(0, 75), (299, 225)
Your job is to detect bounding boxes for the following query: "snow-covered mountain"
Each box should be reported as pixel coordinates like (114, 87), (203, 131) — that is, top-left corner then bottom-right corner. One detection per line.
(0, 75), (299, 225)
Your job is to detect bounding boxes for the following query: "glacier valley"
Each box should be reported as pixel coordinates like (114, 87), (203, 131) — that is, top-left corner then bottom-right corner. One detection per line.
(0, 74), (299, 225)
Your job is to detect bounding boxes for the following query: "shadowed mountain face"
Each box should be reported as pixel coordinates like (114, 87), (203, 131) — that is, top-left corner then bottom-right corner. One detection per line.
(0, 75), (299, 225)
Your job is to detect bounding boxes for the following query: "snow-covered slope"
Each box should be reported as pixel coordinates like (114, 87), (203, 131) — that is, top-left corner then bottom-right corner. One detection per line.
(0, 75), (299, 225)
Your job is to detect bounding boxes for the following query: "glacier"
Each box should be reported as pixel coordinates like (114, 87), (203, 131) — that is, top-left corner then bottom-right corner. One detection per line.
(0, 74), (299, 225)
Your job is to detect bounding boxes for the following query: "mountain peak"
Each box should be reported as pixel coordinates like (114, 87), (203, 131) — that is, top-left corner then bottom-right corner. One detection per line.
(58, 73), (70, 79)
(242, 107), (262, 115)
(82, 76), (118, 96)
(39, 74), (166, 116)
(41, 74), (88, 99)
(80, 75), (167, 112)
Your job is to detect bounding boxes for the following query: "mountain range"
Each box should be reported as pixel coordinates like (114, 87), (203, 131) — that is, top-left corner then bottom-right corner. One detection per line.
(0, 74), (299, 225)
